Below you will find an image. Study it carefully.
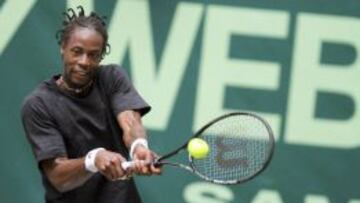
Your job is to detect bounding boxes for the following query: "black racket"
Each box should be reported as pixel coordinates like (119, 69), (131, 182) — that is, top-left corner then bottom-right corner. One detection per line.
(122, 112), (275, 185)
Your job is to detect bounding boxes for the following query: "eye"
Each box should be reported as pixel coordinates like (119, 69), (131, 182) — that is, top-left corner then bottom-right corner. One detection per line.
(71, 48), (83, 56)
(88, 51), (101, 61)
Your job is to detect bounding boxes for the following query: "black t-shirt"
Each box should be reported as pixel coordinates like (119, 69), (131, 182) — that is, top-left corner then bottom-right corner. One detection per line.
(21, 65), (150, 203)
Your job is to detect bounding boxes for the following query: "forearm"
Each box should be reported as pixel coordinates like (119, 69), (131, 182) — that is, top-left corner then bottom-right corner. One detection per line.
(42, 157), (94, 193)
(117, 110), (162, 175)
(117, 110), (147, 148)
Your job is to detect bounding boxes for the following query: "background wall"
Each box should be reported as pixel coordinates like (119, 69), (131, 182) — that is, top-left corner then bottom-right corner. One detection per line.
(0, 0), (359, 202)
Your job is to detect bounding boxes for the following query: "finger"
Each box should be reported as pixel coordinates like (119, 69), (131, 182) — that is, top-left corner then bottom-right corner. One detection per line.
(110, 156), (125, 179)
(135, 160), (148, 174)
(139, 154), (152, 175)
(141, 162), (150, 175)
(130, 160), (148, 175)
(99, 160), (114, 180)
(142, 151), (160, 175)
(144, 161), (153, 174)
(104, 154), (123, 180)
(150, 164), (162, 175)
(95, 150), (114, 178)
(107, 160), (119, 180)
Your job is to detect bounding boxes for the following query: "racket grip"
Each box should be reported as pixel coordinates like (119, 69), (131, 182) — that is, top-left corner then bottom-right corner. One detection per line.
(121, 160), (156, 170)
(121, 161), (135, 170)
(121, 160), (150, 170)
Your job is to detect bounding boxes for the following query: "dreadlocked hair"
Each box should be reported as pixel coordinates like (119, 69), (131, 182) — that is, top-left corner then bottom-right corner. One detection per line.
(56, 6), (110, 59)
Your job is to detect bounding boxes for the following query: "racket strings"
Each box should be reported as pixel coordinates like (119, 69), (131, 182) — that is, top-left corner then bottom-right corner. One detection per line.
(191, 114), (273, 183)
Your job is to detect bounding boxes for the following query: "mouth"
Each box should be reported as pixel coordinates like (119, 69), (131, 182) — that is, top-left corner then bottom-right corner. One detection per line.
(71, 69), (92, 85)
(64, 64), (97, 87)
(75, 70), (89, 77)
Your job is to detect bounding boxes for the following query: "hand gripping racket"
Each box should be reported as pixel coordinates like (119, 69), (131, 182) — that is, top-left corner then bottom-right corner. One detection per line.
(122, 112), (275, 185)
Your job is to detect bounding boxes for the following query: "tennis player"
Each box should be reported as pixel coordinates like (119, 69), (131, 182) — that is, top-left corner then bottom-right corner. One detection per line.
(21, 6), (161, 203)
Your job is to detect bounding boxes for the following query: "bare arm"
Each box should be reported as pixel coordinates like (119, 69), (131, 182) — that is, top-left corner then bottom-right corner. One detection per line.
(41, 157), (93, 193)
(42, 150), (128, 193)
(117, 110), (161, 175)
(117, 110), (147, 148)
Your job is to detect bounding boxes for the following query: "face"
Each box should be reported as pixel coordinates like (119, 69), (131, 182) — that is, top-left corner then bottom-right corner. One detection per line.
(60, 27), (104, 88)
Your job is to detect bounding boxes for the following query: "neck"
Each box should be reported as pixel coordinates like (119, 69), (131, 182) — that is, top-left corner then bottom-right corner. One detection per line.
(56, 76), (93, 96)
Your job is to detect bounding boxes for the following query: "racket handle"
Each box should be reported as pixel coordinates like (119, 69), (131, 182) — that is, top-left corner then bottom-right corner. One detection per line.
(121, 161), (135, 170)
(121, 160), (151, 170)
(121, 160), (160, 170)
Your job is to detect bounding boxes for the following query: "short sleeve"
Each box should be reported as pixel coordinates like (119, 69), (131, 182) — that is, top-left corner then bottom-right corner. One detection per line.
(99, 65), (151, 116)
(21, 96), (67, 163)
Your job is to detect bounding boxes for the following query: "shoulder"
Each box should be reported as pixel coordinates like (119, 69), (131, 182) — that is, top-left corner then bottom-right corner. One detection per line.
(97, 64), (133, 92)
(21, 82), (57, 117)
(98, 64), (129, 79)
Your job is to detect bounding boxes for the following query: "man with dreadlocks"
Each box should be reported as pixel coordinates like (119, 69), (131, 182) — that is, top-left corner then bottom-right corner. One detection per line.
(21, 6), (161, 203)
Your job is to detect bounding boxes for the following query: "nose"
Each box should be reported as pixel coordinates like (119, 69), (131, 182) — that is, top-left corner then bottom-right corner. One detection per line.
(78, 54), (91, 67)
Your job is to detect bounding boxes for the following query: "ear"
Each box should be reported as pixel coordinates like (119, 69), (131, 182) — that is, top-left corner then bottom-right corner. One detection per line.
(60, 43), (65, 55)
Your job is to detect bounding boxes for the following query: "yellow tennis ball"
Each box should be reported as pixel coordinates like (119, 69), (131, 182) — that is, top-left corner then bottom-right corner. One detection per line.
(187, 138), (210, 159)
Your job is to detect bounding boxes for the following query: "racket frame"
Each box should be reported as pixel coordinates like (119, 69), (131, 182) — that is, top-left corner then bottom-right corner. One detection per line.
(155, 112), (275, 185)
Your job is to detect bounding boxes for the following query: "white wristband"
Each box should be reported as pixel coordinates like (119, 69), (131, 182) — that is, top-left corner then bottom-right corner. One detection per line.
(129, 138), (148, 159)
(85, 148), (105, 173)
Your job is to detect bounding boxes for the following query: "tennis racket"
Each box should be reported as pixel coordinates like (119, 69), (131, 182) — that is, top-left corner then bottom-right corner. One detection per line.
(122, 112), (275, 185)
